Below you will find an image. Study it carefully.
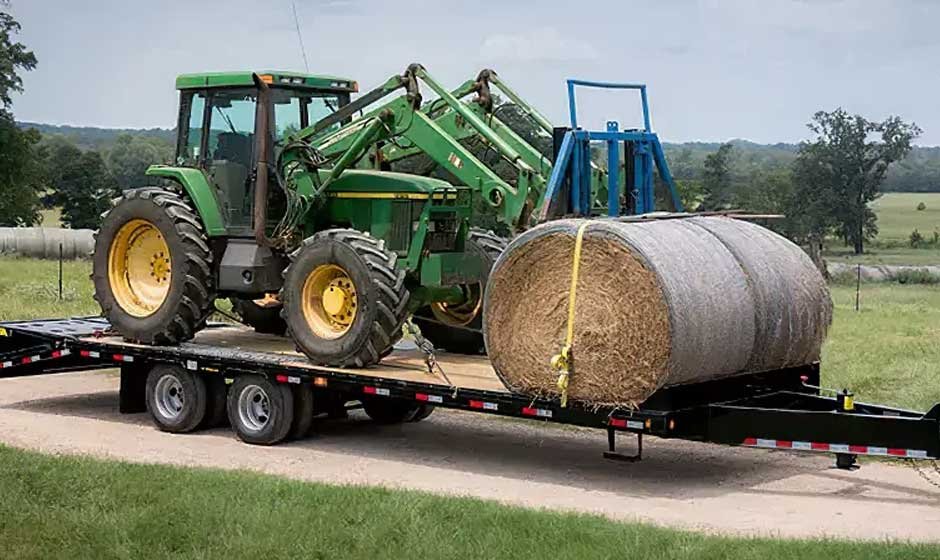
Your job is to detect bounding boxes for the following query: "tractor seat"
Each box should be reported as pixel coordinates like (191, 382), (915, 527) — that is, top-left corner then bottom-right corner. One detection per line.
(214, 132), (252, 167)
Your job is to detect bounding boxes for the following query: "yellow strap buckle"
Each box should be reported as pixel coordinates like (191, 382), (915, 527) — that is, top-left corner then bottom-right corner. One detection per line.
(550, 221), (590, 408)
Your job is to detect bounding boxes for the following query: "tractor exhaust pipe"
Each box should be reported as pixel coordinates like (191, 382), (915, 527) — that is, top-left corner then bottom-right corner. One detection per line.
(252, 73), (272, 247)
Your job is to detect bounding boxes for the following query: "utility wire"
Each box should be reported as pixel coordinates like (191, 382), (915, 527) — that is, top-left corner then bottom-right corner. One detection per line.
(291, 0), (310, 72)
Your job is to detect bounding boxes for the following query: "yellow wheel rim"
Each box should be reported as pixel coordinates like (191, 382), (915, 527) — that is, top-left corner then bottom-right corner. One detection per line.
(430, 284), (482, 327)
(301, 264), (357, 339)
(107, 219), (172, 318)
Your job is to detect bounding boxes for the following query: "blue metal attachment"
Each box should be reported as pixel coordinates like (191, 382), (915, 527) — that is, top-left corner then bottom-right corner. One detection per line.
(542, 78), (684, 219)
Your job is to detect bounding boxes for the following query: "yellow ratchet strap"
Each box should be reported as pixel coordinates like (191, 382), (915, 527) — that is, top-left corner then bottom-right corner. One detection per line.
(550, 221), (591, 407)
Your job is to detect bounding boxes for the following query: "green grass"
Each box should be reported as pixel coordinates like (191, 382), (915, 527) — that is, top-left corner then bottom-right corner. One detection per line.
(0, 445), (936, 560)
(825, 193), (940, 266)
(823, 284), (940, 410)
(0, 256), (98, 321)
(870, 193), (940, 243)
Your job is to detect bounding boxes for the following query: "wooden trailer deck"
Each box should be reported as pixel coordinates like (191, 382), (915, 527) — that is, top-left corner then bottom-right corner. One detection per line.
(80, 325), (510, 394)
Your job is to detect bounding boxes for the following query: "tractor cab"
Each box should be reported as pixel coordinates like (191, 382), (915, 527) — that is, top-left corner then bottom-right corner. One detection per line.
(172, 71), (357, 235)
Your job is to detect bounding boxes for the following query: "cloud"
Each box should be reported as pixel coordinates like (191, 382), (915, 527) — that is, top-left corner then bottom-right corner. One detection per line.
(480, 27), (599, 63)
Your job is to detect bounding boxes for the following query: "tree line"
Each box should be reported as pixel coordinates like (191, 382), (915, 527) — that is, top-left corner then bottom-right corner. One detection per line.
(666, 110), (920, 255)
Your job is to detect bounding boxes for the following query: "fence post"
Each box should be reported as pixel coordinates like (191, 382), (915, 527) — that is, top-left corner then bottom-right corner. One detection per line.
(58, 242), (63, 300)
(855, 263), (861, 312)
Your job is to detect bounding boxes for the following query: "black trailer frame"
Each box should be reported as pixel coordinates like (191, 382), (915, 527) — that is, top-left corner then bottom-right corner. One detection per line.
(2, 317), (939, 467)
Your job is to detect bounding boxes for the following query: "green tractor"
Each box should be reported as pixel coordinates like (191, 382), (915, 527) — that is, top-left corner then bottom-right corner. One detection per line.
(92, 68), (506, 366)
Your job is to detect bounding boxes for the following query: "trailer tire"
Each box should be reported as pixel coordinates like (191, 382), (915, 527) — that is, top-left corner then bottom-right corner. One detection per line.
(281, 229), (409, 367)
(230, 297), (287, 336)
(411, 228), (507, 354)
(202, 375), (229, 428)
(290, 384), (315, 440)
(145, 364), (207, 433)
(409, 404), (435, 422)
(227, 376), (294, 445)
(362, 398), (421, 425)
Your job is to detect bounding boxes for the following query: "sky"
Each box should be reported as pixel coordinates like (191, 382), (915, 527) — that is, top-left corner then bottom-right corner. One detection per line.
(9, 0), (940, 145)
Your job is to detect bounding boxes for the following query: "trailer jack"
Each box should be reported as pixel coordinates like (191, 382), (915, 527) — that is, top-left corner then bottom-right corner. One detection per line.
(604, 428), (642, 462)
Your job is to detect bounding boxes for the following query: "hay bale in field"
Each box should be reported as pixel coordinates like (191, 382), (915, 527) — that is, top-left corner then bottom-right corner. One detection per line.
(0, 227), (95, 260)
(483, 217), (832, 407)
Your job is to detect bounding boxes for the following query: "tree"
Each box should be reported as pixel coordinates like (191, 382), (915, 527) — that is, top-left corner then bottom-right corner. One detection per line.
(698, 142), (734, 211)
(38, 135), (82, 207)
(106, 134), (173, 190)
(56, 151), (121, 229)
(795, 109), (920, 254)
(0, 5), (41, 226)
(0, 8), (36, 110)
(0, 113), (41, 225)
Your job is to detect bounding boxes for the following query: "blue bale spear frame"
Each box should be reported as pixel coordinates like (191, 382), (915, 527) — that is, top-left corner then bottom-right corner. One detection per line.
(540, 79), (684, 219)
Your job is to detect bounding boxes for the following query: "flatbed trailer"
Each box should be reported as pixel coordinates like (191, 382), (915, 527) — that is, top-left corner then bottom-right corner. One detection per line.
(2, 317), (939, 468)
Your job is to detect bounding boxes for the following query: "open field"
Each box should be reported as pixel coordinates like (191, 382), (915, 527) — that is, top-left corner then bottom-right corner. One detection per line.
(825, 192), (940, 266)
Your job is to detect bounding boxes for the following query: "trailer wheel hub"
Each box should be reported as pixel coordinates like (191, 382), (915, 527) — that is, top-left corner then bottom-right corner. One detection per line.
(107, 219), (172, 317)
(153, 374), (184, 419)
(301, 264), (358, 339)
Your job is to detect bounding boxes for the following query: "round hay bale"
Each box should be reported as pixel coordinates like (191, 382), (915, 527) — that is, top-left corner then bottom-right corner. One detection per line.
(0, 227), (95, 259)
(483, 217), (832, 407)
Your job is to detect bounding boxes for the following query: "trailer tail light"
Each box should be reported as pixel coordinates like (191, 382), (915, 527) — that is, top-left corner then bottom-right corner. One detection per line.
(469, 400), (498, 411)
(521, 407), (552, 418)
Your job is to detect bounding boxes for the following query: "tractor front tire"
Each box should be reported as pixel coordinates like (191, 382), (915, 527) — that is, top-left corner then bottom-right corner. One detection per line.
(411, 228), (507, 354)
(92, 188), (214, 345)
(281, 229), (409, 368)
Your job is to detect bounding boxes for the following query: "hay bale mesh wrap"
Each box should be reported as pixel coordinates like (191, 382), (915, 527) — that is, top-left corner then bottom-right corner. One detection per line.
(483, 217), (832, 407)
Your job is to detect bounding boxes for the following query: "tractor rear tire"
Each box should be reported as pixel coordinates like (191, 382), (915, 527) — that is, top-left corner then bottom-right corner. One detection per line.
(411, 228), (507, 354)
(92, 188), (215, 345)
(281, 229), (410, 368)
(230, 297), (287, 335)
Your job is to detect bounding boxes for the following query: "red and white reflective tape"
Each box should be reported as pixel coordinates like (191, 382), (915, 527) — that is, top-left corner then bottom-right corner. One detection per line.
(521, 406), (552, 418)
(415, 393), (443, 404)
(79, 350), (101, 358)
(112, 354), (134, 363)
(742, 437), (929, 459)
(363, 386), (390, 396)
(609, 418), (644, 430)
(469, 400), (499, 411)
(1, 348), (71, 369)
(275, 374), (301, 384)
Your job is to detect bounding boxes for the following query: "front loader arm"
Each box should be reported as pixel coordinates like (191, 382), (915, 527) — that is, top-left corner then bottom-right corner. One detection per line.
(302, 65), (539, 230)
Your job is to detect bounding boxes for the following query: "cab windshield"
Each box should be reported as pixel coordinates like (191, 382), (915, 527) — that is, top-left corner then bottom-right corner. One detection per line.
(271, 88), (346, 144)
